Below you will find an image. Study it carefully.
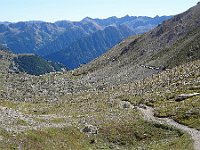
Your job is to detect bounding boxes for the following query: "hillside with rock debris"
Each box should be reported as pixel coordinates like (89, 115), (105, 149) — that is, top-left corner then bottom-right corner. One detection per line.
(74, 2), (200, 85)
(0, 3), (199, 150)
(0, 53), (199, 150)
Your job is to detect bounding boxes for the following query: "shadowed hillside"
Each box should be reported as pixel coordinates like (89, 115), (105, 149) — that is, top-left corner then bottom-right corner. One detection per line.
(0, 47), (67, 75)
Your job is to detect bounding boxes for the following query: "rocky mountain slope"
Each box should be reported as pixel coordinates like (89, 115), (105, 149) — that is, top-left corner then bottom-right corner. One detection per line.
(0, 16), (170, 68)
(0, 3), (199, 150)
(75, 2), (200, 85)
(0, 54), (199, 150)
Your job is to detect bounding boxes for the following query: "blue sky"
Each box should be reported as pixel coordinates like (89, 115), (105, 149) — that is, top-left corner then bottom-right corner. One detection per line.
(1, 0), (199, 22)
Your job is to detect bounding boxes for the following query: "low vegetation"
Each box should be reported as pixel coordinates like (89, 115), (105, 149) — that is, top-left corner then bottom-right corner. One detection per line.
(0, 3), (200, 149)
(12, 55), (66, 75)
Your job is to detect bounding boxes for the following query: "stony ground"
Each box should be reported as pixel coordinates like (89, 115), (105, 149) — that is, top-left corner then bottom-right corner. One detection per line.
(0, 60), (199, 149)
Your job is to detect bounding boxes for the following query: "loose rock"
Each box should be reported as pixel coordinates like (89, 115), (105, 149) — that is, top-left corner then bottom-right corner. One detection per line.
(81, 125), (98, 134)
(120, 101), (134, 109)
(175, 93), (199, 101)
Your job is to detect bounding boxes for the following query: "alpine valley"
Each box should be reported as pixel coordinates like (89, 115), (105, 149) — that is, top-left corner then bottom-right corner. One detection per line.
(0, 2), (199, 150)
(0, 15), (170, 69)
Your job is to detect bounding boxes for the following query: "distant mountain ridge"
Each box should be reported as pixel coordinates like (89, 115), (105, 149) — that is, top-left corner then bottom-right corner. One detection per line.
(45, 25), (134, 68)
(82, 15), (170, 34)
(0, 15), (171, 68)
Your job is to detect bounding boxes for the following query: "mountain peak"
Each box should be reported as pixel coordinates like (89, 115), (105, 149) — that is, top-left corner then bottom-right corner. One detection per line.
(122, 14), (130, 18)
(154, 15), (160, 18)
(81, 17), (94, 22)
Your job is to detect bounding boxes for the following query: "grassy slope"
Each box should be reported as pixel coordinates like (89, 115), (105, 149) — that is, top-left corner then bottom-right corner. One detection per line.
(0, 4), (200, 149)
(0, 99), (193, 150)
(149, 27), (200, 68)
(120, 60), (200, 130)
(13, 55), (66, 75)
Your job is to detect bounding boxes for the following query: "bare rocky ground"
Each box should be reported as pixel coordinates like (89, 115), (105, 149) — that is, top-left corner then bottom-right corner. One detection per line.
(0, 3), (200, 148)
(0, 60), (198, 149)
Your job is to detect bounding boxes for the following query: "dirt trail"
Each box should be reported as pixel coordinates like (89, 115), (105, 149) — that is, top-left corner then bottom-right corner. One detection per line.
(0, 106), (71, 133)
(137, 106), (200, 150)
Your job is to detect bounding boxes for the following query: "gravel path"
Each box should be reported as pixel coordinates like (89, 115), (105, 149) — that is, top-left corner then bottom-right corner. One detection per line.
(0, 106), (71, 133)
(137, 106), (200, 150)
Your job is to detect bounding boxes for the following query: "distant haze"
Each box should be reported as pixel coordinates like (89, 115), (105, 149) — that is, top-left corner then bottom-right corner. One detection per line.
(1, 0), (199, 22)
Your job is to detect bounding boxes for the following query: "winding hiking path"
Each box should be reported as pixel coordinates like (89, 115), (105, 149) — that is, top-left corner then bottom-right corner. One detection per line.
(0, 106), (71, 133)
(137, 106), (200, 150)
